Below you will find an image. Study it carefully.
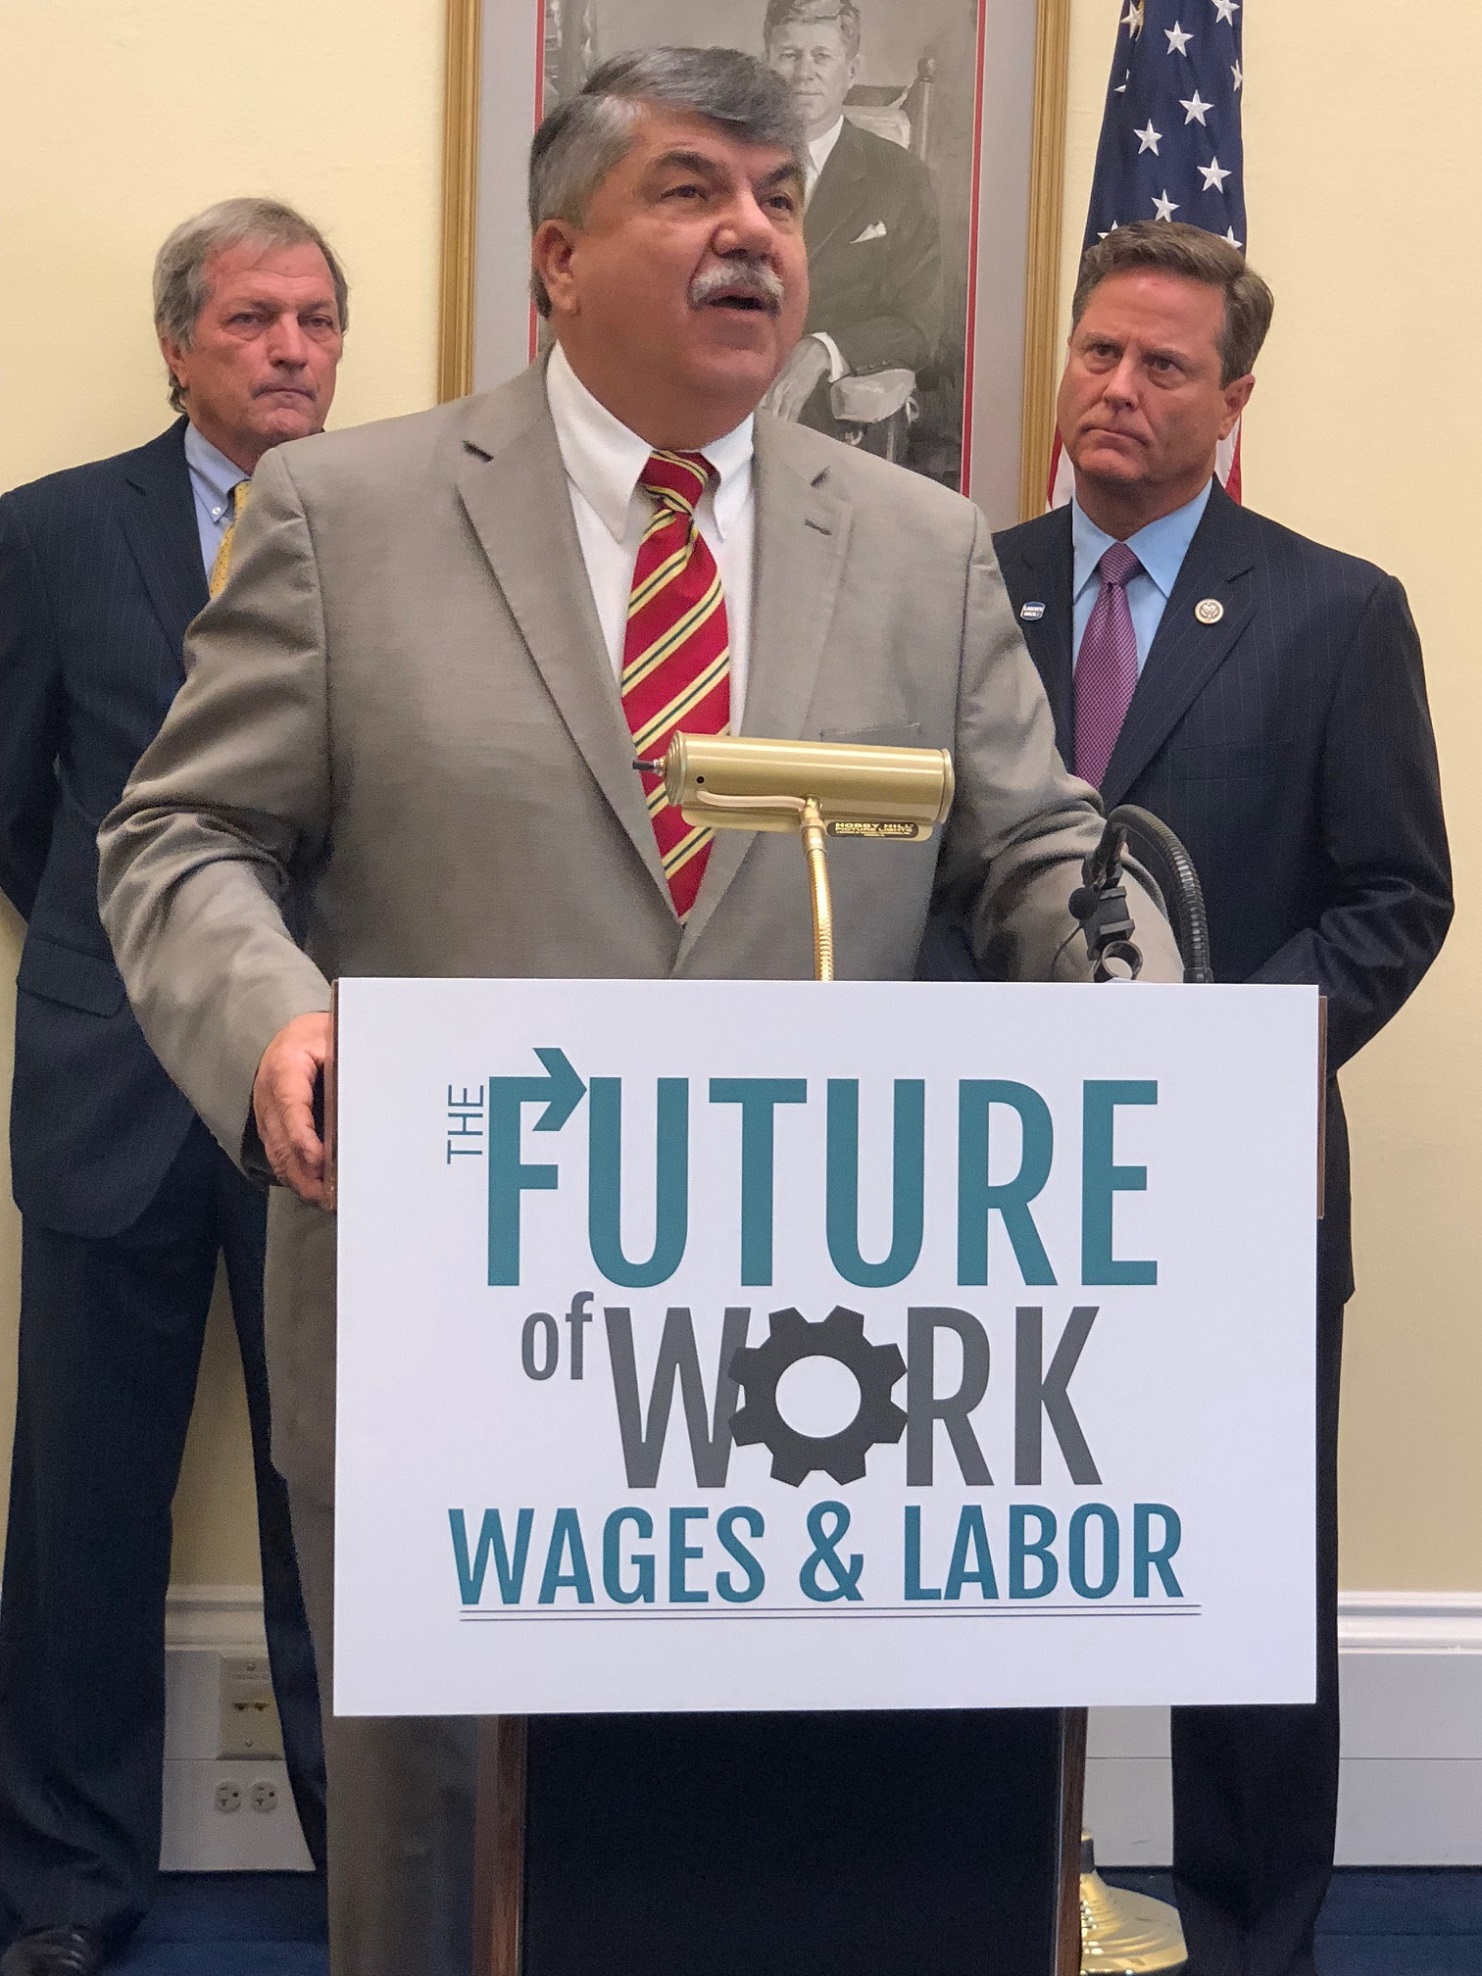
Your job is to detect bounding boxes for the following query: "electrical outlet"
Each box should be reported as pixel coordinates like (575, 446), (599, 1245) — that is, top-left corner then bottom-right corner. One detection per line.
(249, 1780), (279, 1814)
(218, 1654), (285, 1760)
(215, 1781), (243, 1814)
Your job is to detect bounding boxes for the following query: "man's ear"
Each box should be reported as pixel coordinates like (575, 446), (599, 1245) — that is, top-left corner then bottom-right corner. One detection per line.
(532, 218), (581, 318)
(1220, 372), (1255, 437)
(158, 332), (190, 399)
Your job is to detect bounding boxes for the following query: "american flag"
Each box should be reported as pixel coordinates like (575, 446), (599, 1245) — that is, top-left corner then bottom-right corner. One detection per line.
(1050, 0), (1248, 505)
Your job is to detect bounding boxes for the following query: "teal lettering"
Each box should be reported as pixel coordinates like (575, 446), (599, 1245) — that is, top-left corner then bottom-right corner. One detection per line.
(1082, 1081), (1158, 1286)
(957, 1081), (1056, 1285)
(1069, 1503), (1120, 1599)
(448, 1507), (533, 1606)
(588, 1078), (689, 1288)
(1009, 1504), (1059, 1599)
(715, 1506), (766, 1603)
(903, 1504), (941, 1600)
(708, 1079), (807, 1285)
(602, 1507), (655, 1605)
(669, 1506), (709, 1603)
(487, 1100), (557, 1287)
(1134, 1503), (1184, 1597)
(944, 1505), (1000, 1600)
(538, 1508), (594, 1604)
(826, 1079), (925, 1287)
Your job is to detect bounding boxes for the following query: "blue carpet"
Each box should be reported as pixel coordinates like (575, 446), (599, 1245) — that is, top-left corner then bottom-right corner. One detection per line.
(1107, 1869), (1482, 1976)
(9, 1868), (1478, 1972)
(112, 1876), (326, 1973)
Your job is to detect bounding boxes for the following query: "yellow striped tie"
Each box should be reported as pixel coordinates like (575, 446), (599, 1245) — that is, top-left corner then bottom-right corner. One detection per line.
(624, 452), (731, 920)
(208, 478), (251, 599)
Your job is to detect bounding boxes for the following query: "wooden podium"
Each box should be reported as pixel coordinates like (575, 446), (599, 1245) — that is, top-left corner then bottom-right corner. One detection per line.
(474, 1708), (1086, 1976)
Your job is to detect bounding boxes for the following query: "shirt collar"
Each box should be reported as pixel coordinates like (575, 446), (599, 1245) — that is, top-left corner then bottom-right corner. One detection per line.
(183, 421), (249, 521)
(545, 341), (754, 545)
(1071, 478), (1214, 603)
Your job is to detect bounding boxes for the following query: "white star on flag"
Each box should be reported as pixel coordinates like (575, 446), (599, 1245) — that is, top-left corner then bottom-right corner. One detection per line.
(1165, 21), (1193, 55)
(1199, 156), (1232, 191)
(1134, 120), (1163, 154)
(1232, 58), (1244, 90)
(1180, 90), (1212, 125)
(1212, 0), (1239, 21)
(1152, 190), (1180, 220)
(1224, 226), (1242, 248)
(1122, 2), (1146, 37)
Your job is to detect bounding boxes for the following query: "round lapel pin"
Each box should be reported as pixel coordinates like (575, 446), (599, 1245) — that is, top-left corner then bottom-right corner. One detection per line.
(1194, 597), (1224, 625)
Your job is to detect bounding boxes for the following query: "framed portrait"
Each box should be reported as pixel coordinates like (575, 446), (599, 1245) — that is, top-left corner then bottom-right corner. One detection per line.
(440, 0), (1069, 524)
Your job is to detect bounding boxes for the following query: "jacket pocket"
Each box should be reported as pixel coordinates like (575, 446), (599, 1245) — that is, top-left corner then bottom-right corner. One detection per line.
(16, 934), (127, 1017)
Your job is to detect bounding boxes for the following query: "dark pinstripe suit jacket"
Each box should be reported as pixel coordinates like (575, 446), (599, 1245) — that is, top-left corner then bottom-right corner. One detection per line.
(0, 420), (205, 1236)
(991, 482), (1453, 1300)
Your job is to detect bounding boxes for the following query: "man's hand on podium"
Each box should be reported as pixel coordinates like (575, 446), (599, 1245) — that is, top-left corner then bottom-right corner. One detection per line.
(253, 1012), (332, 1207)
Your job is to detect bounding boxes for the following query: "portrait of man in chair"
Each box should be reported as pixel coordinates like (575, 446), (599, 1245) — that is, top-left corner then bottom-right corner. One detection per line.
(757, 0), (943, 462)
(544, 0), (977, 485)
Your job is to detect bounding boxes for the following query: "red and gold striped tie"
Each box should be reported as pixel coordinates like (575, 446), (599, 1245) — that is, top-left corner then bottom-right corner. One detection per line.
(624, 450), (731, 920)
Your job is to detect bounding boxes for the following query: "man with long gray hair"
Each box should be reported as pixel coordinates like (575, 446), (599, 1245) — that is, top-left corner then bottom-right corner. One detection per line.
(0, 197), (341, 1976)
(99, 51), (1179, 1971)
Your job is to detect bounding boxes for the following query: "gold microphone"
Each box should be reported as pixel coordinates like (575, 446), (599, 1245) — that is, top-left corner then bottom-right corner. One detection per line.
(635, 735), (954, 981)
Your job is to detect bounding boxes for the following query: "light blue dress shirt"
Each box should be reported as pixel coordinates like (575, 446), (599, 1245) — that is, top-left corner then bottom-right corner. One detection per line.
(182, 422), (249, 579)
(1071, 480), (1213, 676)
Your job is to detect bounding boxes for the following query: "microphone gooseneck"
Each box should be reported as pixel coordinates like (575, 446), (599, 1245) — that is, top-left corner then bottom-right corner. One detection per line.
(1073, 805), (1214, 986)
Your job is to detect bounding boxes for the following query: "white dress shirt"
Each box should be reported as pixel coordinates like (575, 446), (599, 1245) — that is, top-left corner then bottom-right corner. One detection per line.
(544, 342), (755, 723)
(805, 116), (846, 201)
(805, 118), (849, 384)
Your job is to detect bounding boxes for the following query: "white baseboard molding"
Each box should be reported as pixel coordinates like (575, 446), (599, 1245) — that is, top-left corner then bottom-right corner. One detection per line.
(165, 1585), (1482, 1871)
(1086, 1590), (1482, 1868)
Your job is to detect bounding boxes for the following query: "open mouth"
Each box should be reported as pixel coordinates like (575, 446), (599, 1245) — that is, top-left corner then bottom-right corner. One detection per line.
(690, 267), (784, 316)
(706, 291), (774, 313)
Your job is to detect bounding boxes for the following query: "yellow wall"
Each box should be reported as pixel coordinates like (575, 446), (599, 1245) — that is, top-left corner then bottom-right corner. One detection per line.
(1, 0), (1478, 1593)
(0, 0), (447, 1582)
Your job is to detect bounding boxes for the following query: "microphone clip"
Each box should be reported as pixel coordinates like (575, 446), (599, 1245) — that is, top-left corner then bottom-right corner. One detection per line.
(1069, 821), (1144, 982)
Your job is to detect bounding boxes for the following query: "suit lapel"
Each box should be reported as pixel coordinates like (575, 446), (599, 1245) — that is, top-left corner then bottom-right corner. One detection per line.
(1101, 483), (1256, 806)
(804, 118), (868, 261)
(1000, 511), (1075, 762)
(119, 422), (209, 671)
(455, 369), (671, 902)
(676, 418), (851, 961)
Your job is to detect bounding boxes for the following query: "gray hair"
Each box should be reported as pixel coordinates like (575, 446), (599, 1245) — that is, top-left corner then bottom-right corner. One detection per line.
(763, 0), (862, 62)
(153, 197), (349, 412)
(1072, 220), (1273, 385)
(528, 46), (806, 317)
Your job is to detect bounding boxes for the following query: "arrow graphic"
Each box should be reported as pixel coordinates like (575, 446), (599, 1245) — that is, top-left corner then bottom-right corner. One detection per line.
(487, 1047), (586, 1131)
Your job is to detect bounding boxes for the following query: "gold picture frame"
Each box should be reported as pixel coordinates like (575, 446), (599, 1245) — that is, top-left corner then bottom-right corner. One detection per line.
(438, 0), (1070, 523)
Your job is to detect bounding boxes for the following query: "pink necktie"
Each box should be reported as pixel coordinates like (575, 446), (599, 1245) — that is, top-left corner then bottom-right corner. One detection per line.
(1074, 541), (1142, 789)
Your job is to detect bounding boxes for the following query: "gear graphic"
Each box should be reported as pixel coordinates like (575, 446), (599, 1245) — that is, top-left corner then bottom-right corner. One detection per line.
(728, 1305), (906, 1487)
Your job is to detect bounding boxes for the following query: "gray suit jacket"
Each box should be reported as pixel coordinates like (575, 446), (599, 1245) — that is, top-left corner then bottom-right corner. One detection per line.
(98, 361), (1177, 1500)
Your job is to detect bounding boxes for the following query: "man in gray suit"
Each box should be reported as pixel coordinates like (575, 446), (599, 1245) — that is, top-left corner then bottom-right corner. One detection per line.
(100, 46), (1179, 1975)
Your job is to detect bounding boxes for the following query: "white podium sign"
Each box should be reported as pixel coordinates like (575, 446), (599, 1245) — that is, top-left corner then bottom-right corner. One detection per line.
(333, 979), (1318, 1717)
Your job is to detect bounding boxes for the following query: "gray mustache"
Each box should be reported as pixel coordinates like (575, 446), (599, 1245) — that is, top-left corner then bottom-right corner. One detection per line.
(689, 261), (785, 310)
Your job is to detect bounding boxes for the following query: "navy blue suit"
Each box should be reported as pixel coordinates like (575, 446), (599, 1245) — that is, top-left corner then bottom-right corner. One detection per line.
(991, 483), (1452, 1976)
(0, 421), (325, 1945)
